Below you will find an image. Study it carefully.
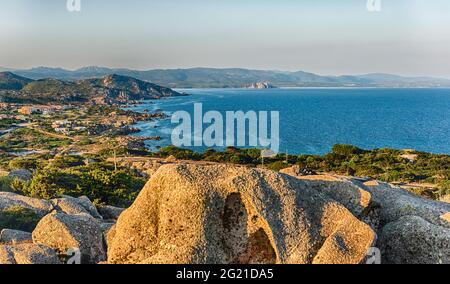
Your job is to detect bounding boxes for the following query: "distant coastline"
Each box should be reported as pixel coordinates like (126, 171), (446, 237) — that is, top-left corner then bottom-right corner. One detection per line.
(3, 66), (450, 89)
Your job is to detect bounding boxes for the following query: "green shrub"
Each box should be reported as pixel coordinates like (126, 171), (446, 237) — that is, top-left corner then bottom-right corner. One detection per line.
(266, 161), (290, 172)
(0, 176), (13, 192)
(8, 158), (43, 171)
(51, 155), (85, 168)
(438, 180), (450, 196)
(0, 206), (41, 232)
(332, 144), (364, 156)
(22, 164), (146, 207)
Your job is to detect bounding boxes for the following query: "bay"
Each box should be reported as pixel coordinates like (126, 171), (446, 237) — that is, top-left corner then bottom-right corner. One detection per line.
(126, 88), (450, 155)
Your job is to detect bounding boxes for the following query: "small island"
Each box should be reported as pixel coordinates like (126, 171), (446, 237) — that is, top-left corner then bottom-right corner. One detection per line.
(244, 81), (277, 89)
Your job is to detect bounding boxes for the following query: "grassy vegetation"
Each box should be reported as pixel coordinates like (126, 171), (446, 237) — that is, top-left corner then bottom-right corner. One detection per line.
(0, 128), (71, 152)
(1, 154), (146, 207)
(0, 118), (23, 130)
(1, 139), (448, 206)
(0, 206), (41, 232)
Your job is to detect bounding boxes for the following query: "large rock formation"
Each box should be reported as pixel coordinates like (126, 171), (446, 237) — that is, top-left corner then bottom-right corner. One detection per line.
(0, 192), (53, 216)
(281, 168), (450, 264)
(51, 195), (103, 219)
(108, 164), (375, 264)
(1, 162), (449, 264)
(32, 212), (106, 264)
(0, 243), (60, 264)
(379, 215), (450, 264)
(0, 229), (32, 244)
(97, 205), (125, 221)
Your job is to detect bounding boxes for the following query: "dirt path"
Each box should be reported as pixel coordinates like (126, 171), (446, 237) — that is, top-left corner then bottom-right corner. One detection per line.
(23, 123), (74, 141)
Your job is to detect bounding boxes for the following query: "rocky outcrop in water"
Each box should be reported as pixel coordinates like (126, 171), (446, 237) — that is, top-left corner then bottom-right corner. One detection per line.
(244, 82), (276, 89)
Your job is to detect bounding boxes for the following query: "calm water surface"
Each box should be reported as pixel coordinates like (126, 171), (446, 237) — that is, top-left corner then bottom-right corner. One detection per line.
(127, 88), (450, 155)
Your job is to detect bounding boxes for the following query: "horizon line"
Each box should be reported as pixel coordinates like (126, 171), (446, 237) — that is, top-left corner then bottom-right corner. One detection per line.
(2, 65), (450, 80)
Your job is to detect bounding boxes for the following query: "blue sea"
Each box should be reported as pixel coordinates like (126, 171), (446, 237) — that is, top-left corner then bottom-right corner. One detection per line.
(126, 88), (450, 155)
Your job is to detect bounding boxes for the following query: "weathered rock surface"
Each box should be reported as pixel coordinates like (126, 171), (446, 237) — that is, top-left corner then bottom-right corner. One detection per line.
(0, 243), (60, 264)
(280, 172), (378, 230)
(52, 198), (91, 216)
(108, 164), (375, 264)
(52, 195), (102, 219)
(75, 196), (103, 219)
(0, 229), (32, 244)
(358, 182), (450, 229)
(7, 169), (32, 182)
(97, 205), (125, 220)
(0, 192), (53, 216)
(363, 183), (450, 264)
(283, 174), (450, 264)
(440, 194), (450, 204)
(379, 215), (450, 264)
(32, 212), (106, 263)
(2, 162), (448, 264)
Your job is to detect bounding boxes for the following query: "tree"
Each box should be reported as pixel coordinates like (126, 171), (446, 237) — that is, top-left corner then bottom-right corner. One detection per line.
(332, 144), (364, 156)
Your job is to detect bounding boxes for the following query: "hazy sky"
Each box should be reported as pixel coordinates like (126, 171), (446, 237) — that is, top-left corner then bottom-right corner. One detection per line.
(1, 0), (450, 77)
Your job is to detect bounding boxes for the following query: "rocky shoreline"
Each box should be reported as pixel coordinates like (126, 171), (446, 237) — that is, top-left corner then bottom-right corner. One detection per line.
(1, 162), (449, 264)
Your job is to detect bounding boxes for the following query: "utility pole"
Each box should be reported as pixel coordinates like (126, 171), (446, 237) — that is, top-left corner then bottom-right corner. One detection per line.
(113, 148), (117, 171)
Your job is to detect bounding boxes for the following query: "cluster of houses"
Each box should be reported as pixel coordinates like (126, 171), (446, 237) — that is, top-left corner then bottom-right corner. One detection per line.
(51, 120), (88, 135)
(18, 105), (67, 115)
(0, 103), (29, 121)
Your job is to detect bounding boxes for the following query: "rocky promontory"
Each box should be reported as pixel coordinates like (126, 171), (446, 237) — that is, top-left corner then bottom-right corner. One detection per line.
(244, 82), (277, 89)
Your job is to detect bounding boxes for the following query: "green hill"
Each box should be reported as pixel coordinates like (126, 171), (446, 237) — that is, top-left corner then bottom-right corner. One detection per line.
(0, 73), (183, 104)
(0, 72), (33, 90)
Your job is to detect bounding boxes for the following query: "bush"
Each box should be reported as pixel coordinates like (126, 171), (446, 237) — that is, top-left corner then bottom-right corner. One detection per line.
(0, 176), (13, 192)
(22, 164), (146, 207)
(332, 144), (364, 156)
(0, 206), (41, 232)
(24, 169), (80, 199)
(8, 158), (43, 171)
(158, 146), (202, 160)
(51, 155), (85, 168)
(438, 180), (450, 196)
(266, 161), (290, 172)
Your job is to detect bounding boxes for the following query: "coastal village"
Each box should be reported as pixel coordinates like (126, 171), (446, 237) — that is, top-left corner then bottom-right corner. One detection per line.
(0, 102), (164, 154)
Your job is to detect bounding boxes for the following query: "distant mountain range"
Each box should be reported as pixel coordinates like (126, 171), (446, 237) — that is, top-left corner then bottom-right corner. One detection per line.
(2, 66), (450, 88)
(0, 72), (183, 104)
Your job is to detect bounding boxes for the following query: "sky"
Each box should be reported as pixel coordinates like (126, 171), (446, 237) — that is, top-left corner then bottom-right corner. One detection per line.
(1, 0), (450, 78)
